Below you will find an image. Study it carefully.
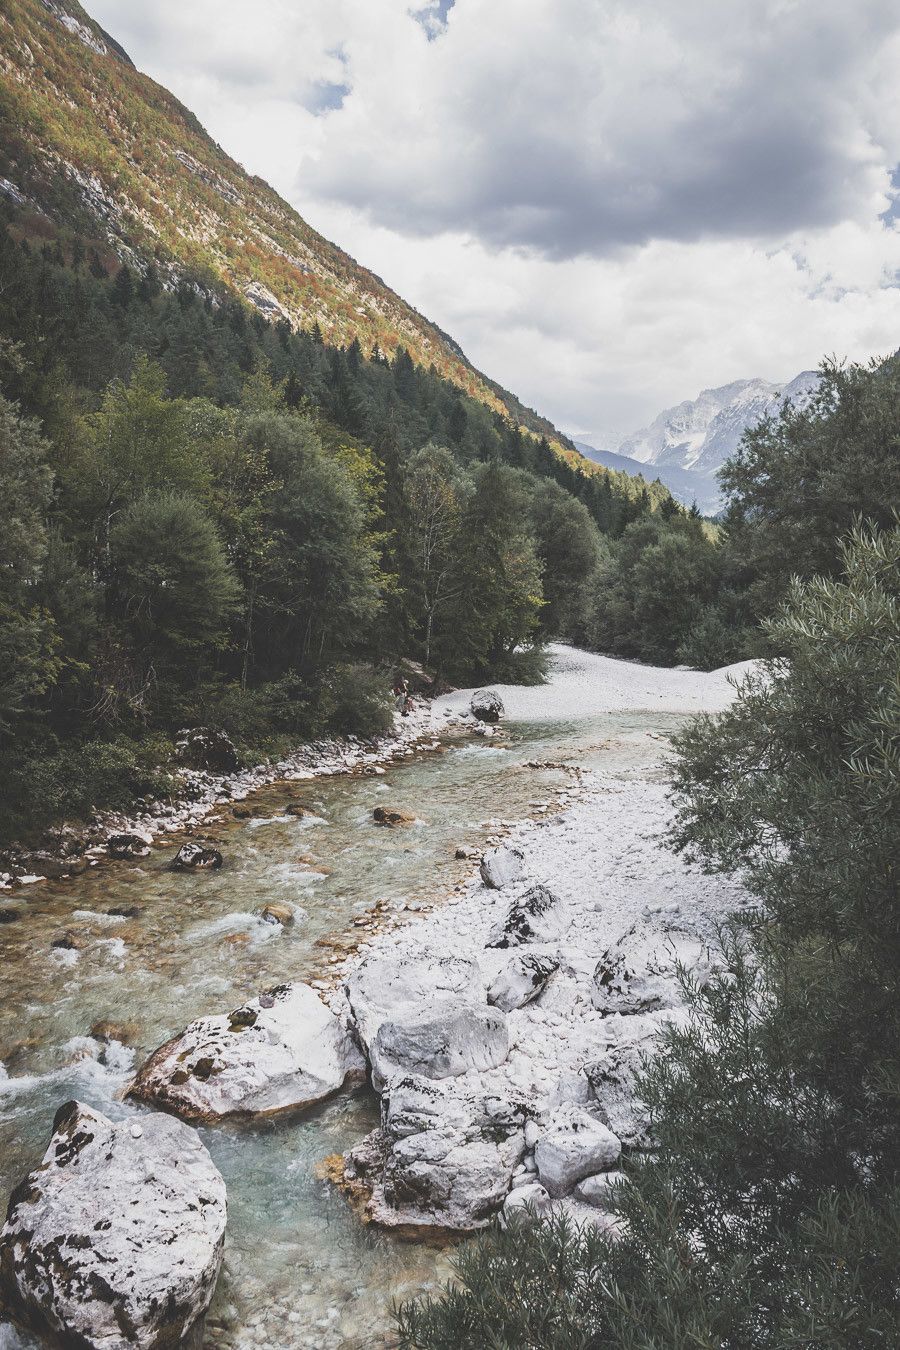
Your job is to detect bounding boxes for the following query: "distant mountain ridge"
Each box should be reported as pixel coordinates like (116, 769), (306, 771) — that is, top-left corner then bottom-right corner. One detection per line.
(609, 372), (820, 511)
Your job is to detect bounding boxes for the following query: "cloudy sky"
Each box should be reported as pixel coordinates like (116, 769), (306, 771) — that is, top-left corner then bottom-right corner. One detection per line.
(89, 0), (900, 445)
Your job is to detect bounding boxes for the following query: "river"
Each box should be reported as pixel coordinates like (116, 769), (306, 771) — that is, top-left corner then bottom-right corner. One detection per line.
(0, 687), (694, 1349)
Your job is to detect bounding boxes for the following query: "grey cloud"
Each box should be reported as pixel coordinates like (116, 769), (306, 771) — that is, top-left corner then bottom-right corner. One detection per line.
(308, 1), (899, 260)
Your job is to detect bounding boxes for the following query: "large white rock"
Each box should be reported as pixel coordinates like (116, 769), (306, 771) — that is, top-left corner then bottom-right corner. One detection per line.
(534, 1104), (622, 1197)
(347, 1075), (528, 1230)
(487, 884), (565, 947)
(480, 845), (525, 889)
(500, 1181), (552, 1227)
(592, 921), (716, 1015)
(0, 1101), (226, 1350)
(487, 953), (558, 1012)
(574, 1169), (627, 1210)
(582, 1033), (656, 1148)
(371, 1000), (509, 1091)
(344, 952), (484, 1052)
(470, 688), (504, 723)
(130, 982), (359, 1121)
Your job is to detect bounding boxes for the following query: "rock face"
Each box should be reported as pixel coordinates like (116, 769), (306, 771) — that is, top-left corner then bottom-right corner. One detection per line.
(487, 884), (564, 946)
(106, 832), (151, 860)
(171, 841), (223, 871)
(131, 982), (359, 1121)
(534, 1104), (622, 1197)
(175, 726), (239, 773)
(488, 953), (558, 1012)
(371, 1000), (509, 1091)
(479, 845), (525, 889)
(470, 688), (504, 723)
(0, 1100), (226, 1350)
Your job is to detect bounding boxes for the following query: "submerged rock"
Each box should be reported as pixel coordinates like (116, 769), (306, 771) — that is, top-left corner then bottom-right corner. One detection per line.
(371, 999), (509, 1091)
(130, 982), (360, 1121)
(373, 805), (417, 827)
(0, 1100), (226, 1350)
(171, 841), (223, 871)
(534, 1104), (622, 1197)
(470, 688), (504, 723)
(258, 902), (294, 927)
(479, 845), (524, 889)
(487, 883), (564, 947)
(487, 952), (558, 1011)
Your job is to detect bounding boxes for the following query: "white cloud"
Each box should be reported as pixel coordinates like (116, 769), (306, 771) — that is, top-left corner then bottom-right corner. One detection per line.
(88, 0), (900, 442)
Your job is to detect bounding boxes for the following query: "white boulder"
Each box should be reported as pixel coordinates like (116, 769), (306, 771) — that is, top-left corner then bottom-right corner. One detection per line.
(470, 688), (504, 723)
(371, 1000), (509, 1091)
(130, 982), (359, 1121)
(534, 1104), (622, 1197)
(480, 845), (525, 889)
(487, 884), (565, 947)
(574, 1169), (627, 1210)
(582, 1029), (661, 1148)
(0, 1101), (226, 1350)
(487, 953), (558, 1012)
(592, 922), (716, 1016)
(500, 1181), (552, 1226)
(344, 951), (484, 1052)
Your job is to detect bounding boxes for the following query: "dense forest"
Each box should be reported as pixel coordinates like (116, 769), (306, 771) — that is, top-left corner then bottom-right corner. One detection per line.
(0, 211), (676, 843)
(4, 207), (900, 848)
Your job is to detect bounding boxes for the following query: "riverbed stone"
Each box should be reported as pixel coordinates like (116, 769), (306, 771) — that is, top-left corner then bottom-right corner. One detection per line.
(171, 841), (223, 871)
(344, 951), (485, 1052)
(347, 1075), (528, 1230)
(106, 831), (152, 860)
(574, 1169), (627, 1210)
(487, 953), (558, 1011)
(479, 845), (524, 889)
(470, 689), (504, 723)
(534, 1104), (622, 1197)
(592, 920), (716, 1016)
(487, 883), (565, 947)
(373, 805), (417, 827)
(131, 982), (360, 1121)
(0, 1100), (226, 1350)
(370, 1000), (509, 1091)
(501, 1180), (552, 1226)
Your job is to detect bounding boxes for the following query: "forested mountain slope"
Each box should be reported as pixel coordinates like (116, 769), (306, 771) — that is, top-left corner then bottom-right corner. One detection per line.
(0, 0), (567, 449)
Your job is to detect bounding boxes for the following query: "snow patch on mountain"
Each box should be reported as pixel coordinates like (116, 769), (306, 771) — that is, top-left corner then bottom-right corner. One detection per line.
(616, 371), (820, 480)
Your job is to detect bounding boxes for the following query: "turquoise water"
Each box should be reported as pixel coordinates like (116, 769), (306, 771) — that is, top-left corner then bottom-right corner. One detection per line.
(0, 713), (682, 1349)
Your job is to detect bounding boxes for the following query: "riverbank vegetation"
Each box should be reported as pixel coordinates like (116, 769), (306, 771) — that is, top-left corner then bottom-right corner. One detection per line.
(398, 521), (900, 1347)
(0, 217), (650, 843)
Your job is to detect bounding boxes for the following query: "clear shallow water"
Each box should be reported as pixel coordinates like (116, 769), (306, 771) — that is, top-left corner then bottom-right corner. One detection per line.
(0, 712), (684, 1349)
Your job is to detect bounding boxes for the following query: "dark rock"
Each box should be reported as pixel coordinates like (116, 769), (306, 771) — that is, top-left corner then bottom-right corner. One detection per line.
(232, 806), (253, 819)
(171, 842), (223, 872)
(175, 726), (239, 774)
(107, 904), (143, 919)
(374, 806), (417, 827)
(0, 908), (22, 924)
(106, 832), (151, 860)
(285, 801), (316, 817)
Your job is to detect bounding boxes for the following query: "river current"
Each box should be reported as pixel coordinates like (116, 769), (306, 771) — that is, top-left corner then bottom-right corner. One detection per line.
(0, 709), (683, 1349)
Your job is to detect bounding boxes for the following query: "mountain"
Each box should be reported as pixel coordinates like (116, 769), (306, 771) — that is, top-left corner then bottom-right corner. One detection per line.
(612, 372), (820, 511)
(572, 440), (725, 515)
(0, 0), (569, 454)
